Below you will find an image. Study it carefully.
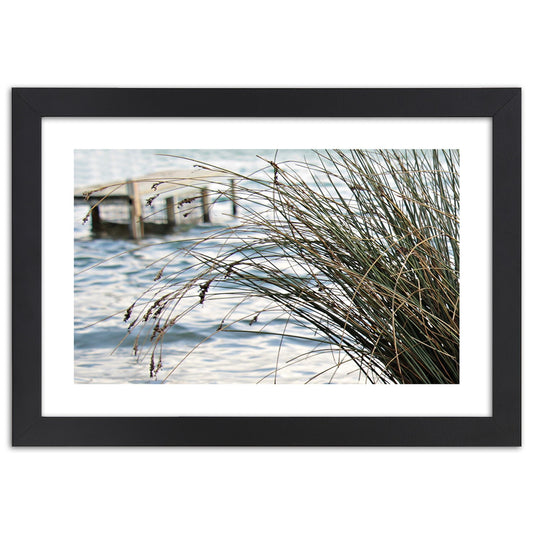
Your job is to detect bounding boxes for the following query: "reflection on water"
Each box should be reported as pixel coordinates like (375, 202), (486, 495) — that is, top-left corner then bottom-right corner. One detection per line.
(74, 149), (359, 384)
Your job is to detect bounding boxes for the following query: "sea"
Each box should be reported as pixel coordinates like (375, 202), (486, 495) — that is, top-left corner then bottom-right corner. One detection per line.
(74, 149), (360, 384)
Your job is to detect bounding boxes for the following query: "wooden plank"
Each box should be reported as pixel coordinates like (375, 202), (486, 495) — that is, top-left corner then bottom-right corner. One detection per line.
(74, 168), (232, 198)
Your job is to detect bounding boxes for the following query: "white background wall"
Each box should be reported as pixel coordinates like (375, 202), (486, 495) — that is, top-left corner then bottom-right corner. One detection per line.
(1, 1), (530, 531)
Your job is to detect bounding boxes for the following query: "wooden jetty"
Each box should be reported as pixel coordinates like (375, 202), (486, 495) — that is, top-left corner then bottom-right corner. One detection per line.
(74, 168), (236, 239)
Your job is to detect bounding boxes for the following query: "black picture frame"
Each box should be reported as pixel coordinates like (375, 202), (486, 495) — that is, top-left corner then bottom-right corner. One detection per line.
(12, 88), (521, 446)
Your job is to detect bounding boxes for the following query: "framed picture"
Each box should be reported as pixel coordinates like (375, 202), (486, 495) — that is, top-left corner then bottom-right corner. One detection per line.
(12, 88), (521, 446)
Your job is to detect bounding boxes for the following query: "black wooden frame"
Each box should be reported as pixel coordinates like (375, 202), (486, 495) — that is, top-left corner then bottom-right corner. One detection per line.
(12, 88), (521, 446)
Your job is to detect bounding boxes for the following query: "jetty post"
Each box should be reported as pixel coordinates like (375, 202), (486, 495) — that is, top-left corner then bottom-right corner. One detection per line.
(201, 187), (210, 223)
(166, 196), (176, 227)
(127, 180), (144, 239)
(90, 203), (102, 230)
(230, 178), (237, 216)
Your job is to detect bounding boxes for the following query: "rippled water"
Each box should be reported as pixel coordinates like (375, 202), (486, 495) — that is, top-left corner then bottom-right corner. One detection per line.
(74, 149), (359, 384)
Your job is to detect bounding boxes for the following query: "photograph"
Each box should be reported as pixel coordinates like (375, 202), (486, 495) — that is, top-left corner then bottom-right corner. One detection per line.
(74, 148), (460, 385)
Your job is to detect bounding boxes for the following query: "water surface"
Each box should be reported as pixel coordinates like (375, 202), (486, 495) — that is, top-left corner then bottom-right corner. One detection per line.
(74, 149), (359, 384)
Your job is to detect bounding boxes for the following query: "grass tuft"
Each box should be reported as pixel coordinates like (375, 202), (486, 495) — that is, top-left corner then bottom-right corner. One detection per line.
(125, 149), (460, 384)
